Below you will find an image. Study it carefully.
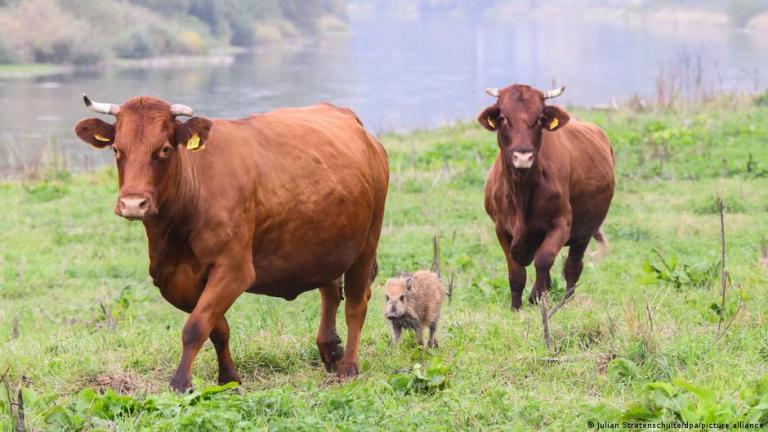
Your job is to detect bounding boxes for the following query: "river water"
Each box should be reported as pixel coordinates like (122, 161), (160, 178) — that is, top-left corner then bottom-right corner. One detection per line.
(1, 13), (766, 175)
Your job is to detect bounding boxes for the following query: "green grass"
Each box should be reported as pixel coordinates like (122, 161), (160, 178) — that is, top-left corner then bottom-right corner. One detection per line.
(1, 97), (768, 430)
(0, 64), (67, 79)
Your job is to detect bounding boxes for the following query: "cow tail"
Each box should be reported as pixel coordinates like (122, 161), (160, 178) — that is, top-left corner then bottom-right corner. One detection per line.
(431, 235), (440, 278)
(589, 229), (609, 263)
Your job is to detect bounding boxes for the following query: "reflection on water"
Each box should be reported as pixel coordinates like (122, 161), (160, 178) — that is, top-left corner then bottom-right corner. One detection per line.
(1, 14), (766, 175)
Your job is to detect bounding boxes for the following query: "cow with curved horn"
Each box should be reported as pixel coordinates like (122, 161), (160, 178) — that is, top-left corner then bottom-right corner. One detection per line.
(74, 95), (389, 391)
(478, 84), (614, 310)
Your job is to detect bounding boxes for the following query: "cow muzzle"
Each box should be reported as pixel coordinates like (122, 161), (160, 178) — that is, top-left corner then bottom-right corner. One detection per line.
(511, 151), (534, 169)
(116, 194), (156, 220)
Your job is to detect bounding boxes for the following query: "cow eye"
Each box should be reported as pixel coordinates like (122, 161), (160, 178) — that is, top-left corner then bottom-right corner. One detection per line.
(157, 145), (174, 159)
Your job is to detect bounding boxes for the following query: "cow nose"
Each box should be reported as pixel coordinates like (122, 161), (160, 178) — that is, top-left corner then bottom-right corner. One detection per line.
(512, 151), (534, 169)
(117, 195), (151, 219)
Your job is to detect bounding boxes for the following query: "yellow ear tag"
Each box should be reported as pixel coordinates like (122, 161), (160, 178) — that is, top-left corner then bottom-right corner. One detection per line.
(487, 117), (496, 128)
(186, 134), (204, 151)
(549, 118), (559, 130)
(94, 134), (111, 142)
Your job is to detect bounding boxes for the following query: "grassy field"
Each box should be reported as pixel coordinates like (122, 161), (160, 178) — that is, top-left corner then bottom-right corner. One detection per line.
(1, 96), (768, 430)
(0, 64), (69, 79)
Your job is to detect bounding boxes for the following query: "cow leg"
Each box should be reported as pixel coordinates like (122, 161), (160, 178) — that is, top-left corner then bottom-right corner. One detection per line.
(169, 261), (254, 392)
(159, 267), (242, 388)
(496, 229), (527, 310)
(337, 249), (376, 379)
(529, 221), (569, 305)
(209, 317), (241, 385)
(317, 280), (344, 372)
(564, 238), (590, 292)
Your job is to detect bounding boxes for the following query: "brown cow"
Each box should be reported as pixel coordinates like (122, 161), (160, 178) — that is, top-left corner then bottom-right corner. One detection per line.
(74, 95), (389, 391)
(478, 84), (614, 310)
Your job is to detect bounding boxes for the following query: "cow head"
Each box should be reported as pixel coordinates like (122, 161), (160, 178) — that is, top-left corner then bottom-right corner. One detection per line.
(477, 84), (569, 176)
(74, 95), (212, 220)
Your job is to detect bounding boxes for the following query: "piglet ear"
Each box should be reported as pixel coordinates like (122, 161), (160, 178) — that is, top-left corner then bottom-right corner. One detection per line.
(477, 105), (500, 131)
(74, 118), (115, 148)
(406, 278), (413, 291)
(176, 117), (213, 152)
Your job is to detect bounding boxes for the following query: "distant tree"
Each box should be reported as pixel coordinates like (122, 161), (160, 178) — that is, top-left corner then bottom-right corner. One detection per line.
(281, 0), (346, 31)
(727, 0), (768, 27)
(129, 0), (194, 16)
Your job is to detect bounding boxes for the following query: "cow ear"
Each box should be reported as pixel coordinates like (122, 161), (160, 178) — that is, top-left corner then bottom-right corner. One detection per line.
(176, 117), (213, 152)
(540, 105), (570, 132)
(74, 118), (115, 148)
(477, 105), (500, 131)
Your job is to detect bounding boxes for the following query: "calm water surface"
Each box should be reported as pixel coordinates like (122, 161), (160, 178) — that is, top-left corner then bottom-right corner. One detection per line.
(1, 14), (766, 175)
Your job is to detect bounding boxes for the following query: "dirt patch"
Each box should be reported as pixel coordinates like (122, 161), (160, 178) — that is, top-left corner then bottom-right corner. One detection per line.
(88, 372), (144, 394)
(596, 352), (617, 375)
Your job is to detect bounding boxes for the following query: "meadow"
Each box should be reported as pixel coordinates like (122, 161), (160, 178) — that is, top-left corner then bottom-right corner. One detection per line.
(1, 95), (768, 430)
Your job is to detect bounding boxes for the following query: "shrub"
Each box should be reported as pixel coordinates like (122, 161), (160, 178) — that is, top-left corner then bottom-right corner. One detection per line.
(621, 376), (768, 424)
(641, 248), (719, 291)
(114, 32), (156, 59)
(387, 357), (450, 395)
(728, 0), (768, 27)
(0, 38), (17, 64)
(755, 91), (768, 107)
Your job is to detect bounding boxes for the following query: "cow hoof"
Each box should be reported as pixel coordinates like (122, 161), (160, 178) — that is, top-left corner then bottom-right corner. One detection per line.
(319, 343), (344, 372)
(528, 293), (540, 305)
(217, 371), (242, 387)
(511, 297), (523, 310)
(336, 362), (359, 380)
(318, 332), (344, 372)
(169, 375), (193, 393)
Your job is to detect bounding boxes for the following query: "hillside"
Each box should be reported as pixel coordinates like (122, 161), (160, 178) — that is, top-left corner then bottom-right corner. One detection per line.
(0, 0), (347, 65)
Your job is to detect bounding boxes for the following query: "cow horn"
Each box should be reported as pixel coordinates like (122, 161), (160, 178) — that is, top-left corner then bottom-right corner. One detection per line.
(170, 104), (194, 117)
(82, 93), (120, 116)
(543, 86), (565, 99)
(485, 87), (501, 98)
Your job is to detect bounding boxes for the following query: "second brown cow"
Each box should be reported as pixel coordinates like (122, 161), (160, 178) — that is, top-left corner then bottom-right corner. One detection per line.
(74, 96), (389, 391)
(478, 84), (615, 310)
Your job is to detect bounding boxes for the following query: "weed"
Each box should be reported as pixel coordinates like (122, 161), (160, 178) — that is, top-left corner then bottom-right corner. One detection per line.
(642, 248), (719, 290)
(387, 357), (450, 395)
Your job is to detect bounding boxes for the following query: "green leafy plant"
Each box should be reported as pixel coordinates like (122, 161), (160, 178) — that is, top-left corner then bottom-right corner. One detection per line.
(23, 180), (69, 203)
(387, 357), (450, 395)
(621, 376), (768, 424)
(607, 358), (640, 384)
(641, 248), (719, 290)
(45, 381), (239, 430)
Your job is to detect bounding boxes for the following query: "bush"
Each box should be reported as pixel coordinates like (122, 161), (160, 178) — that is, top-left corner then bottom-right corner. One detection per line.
(0, 0), (347, 63)
(755, 90), (768, 107)
(641, 248), (719, 291)
(0, 39), (17, 64)
(114, 32), (156, 59)
(0, 0), (107, 64)
(621, 377), (768, 424)
(728, 0), (768, 27)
